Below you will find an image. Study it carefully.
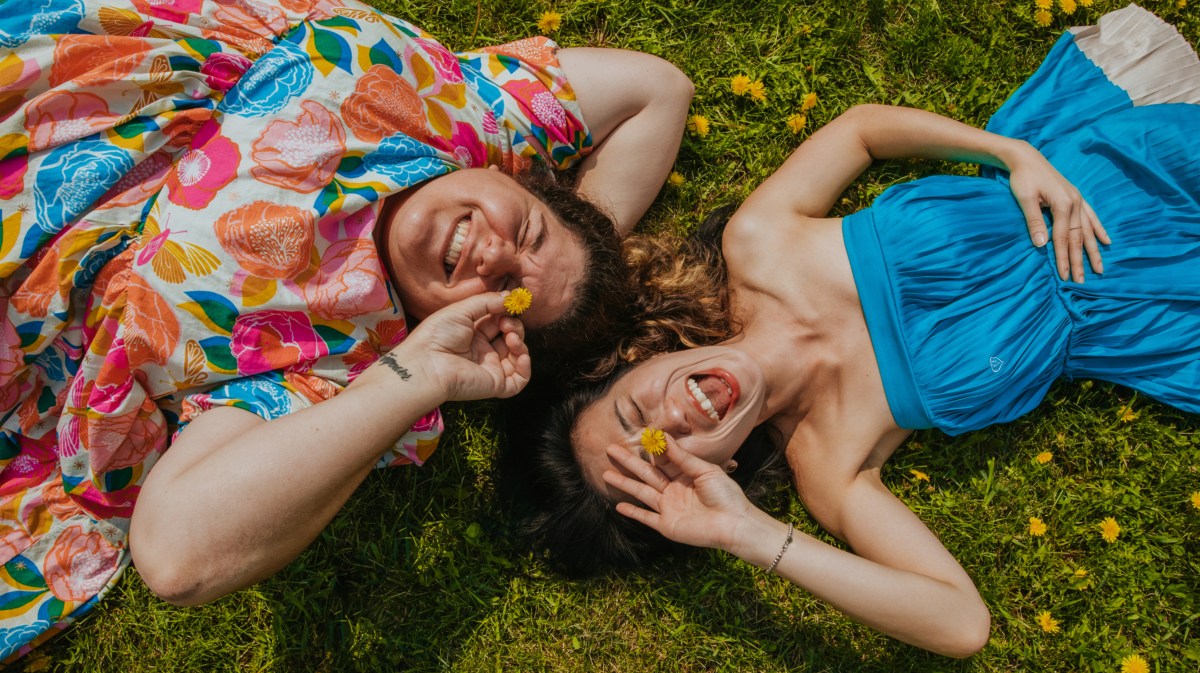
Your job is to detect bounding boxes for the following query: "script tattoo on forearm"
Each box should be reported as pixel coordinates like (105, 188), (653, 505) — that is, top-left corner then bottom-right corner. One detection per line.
(378, 353), (412, 381)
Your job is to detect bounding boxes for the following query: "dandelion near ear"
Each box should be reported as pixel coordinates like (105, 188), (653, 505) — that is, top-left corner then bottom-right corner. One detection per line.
(504, 287), (533, 316)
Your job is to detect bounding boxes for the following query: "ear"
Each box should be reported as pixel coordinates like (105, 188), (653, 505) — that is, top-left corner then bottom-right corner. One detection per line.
(488, 164), (501, 172)
(723, 460), (738, 474)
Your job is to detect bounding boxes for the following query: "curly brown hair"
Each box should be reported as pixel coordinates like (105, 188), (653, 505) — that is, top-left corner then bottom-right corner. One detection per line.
(583, 206), (740, 380)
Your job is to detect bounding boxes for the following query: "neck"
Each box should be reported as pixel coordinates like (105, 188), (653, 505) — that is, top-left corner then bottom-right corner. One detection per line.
(725, 325), (833, 428)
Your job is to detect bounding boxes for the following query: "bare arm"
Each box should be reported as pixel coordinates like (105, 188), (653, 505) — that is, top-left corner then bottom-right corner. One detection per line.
(604, 441), (989, 658)
(557, 48), (693, 236)
(129, 293), (531, 606)
(734, 104), (1106, 281)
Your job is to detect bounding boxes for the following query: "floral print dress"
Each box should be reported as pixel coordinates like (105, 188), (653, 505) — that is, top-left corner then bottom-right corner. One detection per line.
(0, 0), (592, 660)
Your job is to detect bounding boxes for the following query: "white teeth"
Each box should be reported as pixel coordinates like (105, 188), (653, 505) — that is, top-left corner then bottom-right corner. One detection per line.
(687, 378), (721, 422)
(444, 219), (469, 270)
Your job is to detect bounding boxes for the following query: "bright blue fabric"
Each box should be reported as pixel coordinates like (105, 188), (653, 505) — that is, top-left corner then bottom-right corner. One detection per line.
(844, 35), (1200, 434)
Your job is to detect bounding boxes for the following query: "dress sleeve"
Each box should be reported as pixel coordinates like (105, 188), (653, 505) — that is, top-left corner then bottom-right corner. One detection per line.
(176, 371), (443, 467)
(456, 37), (593, 172)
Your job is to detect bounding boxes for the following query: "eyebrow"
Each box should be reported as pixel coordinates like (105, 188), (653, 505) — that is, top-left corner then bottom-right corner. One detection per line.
(615, 399), (634, 435)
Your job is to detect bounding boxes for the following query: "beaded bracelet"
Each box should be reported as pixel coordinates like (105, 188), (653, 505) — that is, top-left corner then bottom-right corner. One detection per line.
(765, 522), (794, 574)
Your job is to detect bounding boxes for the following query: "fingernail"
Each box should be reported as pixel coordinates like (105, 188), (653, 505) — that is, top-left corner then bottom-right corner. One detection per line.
(1034, 232), (1047, 246)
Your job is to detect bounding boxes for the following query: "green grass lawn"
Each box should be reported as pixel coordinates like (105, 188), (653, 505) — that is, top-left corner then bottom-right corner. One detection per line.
(22, 0), (1200, 671)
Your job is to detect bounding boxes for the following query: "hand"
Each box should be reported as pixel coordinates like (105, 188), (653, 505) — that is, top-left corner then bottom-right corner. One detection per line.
(1005, 140), (1110, 282)
(373, 293), (531, 402)
(602, 435), (758, 554)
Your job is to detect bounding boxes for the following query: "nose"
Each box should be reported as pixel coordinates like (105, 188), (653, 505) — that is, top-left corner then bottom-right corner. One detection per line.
(656, 397), (692, 436)
(474, 235), (520, 279)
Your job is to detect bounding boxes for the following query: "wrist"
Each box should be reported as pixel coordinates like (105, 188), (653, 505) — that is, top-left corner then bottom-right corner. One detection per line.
(727, 509), (792, 568)
(992, 138), (1034, 172)
(349, 348), (447, 411)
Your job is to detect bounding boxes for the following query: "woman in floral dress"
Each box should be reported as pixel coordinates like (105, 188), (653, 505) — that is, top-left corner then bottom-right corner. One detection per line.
(0, 0), (692, 659)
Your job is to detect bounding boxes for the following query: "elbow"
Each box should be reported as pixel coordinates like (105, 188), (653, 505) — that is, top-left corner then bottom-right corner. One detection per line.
(655, 58), (695, 111)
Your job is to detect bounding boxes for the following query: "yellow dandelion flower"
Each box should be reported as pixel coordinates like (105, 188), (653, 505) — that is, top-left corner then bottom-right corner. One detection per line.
(801, 92), (819, 112)
(910, 469), (930, 482)
(748, 80), (766, 102)
(1034, 9), (1053, 25)
(537, 10), (562, 33)
(1079, 0), (1093, 5)
(1035, 451), (1053, 464)
(1099, 517), (1120, 543)
(731, 74), (752, 96)
(1179, 0), (1188, 8)
(641, 427), (667, 456)
(1074, 567), (1088, 578)
(687, 114), (710, 137)
(1059, 0), (1076, 13)
(786, 114), (808, 134)
(1189, 491), (1200, 510)
(1029, 517), (1047, 536)
(1036, 610), (1060, 633)
(800, 24), (813, 36)
(1120, 654), (1149, 673)
(667, 171), (685, 187)
(1119, 405), (1138, 422)
(503, 287), (533, 315)
(1035, 0), (1052, 8)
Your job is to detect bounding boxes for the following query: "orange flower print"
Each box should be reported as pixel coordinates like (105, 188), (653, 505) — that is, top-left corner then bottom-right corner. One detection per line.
(251, 100), (346, 193)
(300, 238), (390, 319)
(164, 119), (241, 210)
(281, 0), (346, 18)
(216, 201), (315, 279)
(0, 319), (22, 413)
(207, 2), (291, 55)
(121, 272), (180, 368)
(84, 395), (165, 473)
(45, 524), (121, 602)
(11, 245), (63, 318)
(49, 34), (151, 88)
(285, 371), (342, 403)
(96, 150), (173, 211)
(0, 525), (32, 566)
(480, 37), (558, 67)
(341, 65), (428, 143)
(24, 91), (122, 152)
(41, 476), (84, 521)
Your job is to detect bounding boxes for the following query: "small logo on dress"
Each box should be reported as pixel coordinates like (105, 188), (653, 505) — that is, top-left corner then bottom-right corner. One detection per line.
(989, 357), (1004, 373)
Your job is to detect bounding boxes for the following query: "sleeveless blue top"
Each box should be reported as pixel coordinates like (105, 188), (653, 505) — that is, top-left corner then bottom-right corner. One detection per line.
(842, 33), (1200, 434)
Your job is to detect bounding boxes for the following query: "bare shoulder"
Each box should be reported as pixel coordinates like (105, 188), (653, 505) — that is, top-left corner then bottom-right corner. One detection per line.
(722, 200), (823, 288)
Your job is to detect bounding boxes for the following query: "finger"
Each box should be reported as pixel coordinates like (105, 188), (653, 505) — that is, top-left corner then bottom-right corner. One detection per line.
(603, 469), (662, 510)
(662, 436), (722, 480)
(606, 445), (671, 492)
(498, 315), (526, 341)
(1067, 207), (1085, 283)
(445, 292), (508, 323)
(1051, 219), (1070, 281)
(1017, 194), (1049, 248)
(614, 501), (662, 529)
(1085, 201), (1110, 245)
(1082, 219), (1104, 276)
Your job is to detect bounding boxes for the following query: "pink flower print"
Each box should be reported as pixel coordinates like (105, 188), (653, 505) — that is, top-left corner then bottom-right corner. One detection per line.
(164, 119), (241, 210)
(84, 394), (165, 473)
(300, 238), (390, 319)
(251, 100), (346, 193)
(410, 409), (441, 433)
(24, 91), (122, 152)
(428, 121), (488, 169)
(89, 338), (133, 415)
(230, 310), (330, 375)
(200, 52), (253, 93)
(0, 525), (32, 566)
(530, 91), (567, 129)
(0, 151), (27, 200)
(44, 525), (121, 602)
(0, 318), (21, 388)
(481, 109), (499, 135)
(132, 0), (203, 24)
(414, 38), (464, 84)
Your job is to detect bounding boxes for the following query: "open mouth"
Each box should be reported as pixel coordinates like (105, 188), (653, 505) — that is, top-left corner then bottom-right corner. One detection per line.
(687, 373), (736, 422)
(443, 217), (469, 276)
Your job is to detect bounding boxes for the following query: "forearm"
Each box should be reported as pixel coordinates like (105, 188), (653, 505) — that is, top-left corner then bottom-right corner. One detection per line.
(849, 103), (1026, 170)
(730, 510), (990, 658)
(558, 48), (694, 235)
(131, 359), (443, 605)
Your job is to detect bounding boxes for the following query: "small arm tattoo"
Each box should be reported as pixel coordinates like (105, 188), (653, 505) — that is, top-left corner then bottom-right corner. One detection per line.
(378, 353), (412, 381)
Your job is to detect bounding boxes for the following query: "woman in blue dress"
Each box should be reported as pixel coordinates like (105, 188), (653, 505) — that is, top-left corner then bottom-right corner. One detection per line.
(517, 5), (1200, 657)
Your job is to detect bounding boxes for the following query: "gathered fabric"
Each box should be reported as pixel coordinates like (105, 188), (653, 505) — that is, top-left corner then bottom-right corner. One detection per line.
(0, 0), (592, 659)
(843, 4), (1200, 434)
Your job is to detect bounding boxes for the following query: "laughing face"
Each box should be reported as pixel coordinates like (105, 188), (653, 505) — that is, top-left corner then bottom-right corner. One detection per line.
(379, 168), (587, 328)
(574, 346), (769, 494)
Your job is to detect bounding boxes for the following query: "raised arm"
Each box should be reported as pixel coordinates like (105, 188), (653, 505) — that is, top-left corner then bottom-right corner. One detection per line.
(738, 104), (1106, 281)
(557, 48), (693, 236)
(129, 293), (531, 606)
(604, 441), (990, 658)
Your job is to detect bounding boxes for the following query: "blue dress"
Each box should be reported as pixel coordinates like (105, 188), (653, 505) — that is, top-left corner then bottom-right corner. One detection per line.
(842, 5), (1200, 435)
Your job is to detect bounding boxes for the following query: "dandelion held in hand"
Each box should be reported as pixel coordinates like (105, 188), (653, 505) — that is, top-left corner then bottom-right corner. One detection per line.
(504, 287), (533, 316)
(640, 427), (667, 456)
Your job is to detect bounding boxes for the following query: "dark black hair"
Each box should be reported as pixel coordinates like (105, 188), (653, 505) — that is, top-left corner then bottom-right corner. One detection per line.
(500, 365), (788, 578)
